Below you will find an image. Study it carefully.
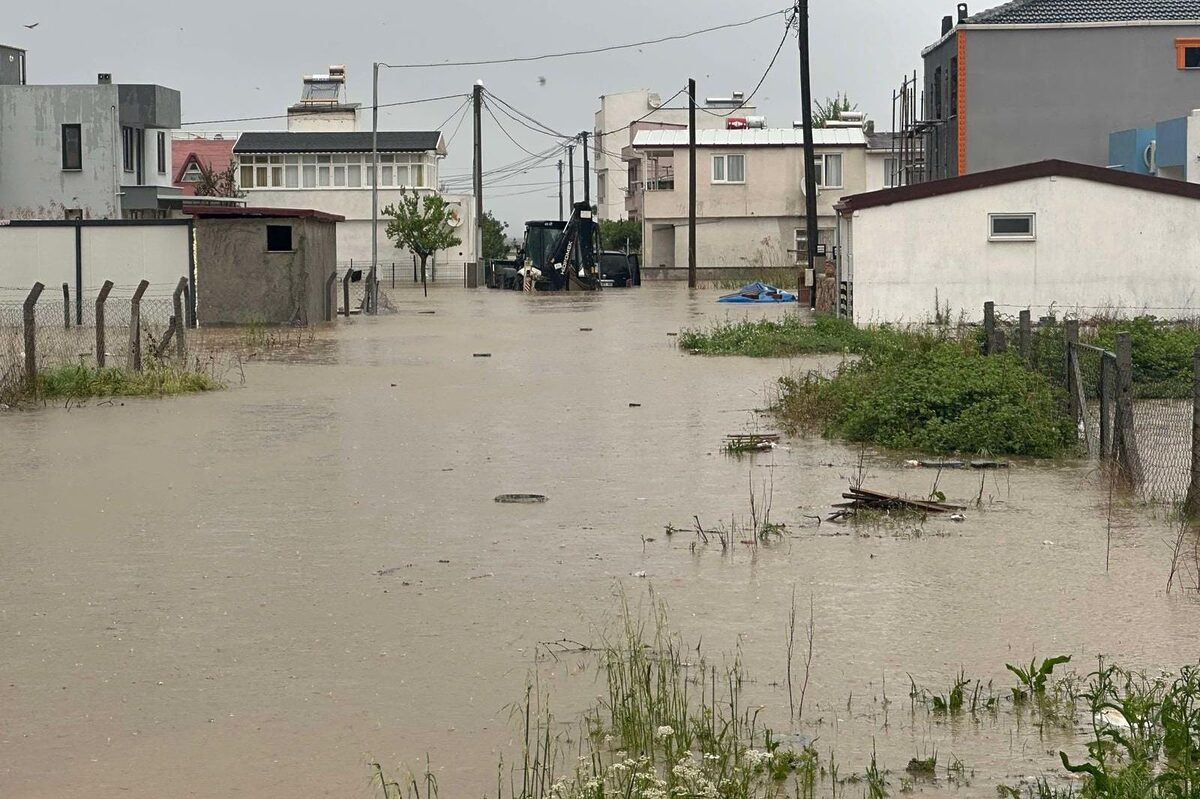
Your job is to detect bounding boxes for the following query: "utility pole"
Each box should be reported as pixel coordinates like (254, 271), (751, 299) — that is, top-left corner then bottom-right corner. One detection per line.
(688, 77), (697, 289)
(370, 61), (380, 313)
(472, 80), (484, 288)
(557, 160), (564, 221)
(581, 131), (591, 206)
(567, 143), (576, 207)
(797, 0), (819, 309)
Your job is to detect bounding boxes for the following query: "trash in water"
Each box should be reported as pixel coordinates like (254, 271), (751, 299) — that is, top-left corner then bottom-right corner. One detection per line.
(629, 403), (642, 408)
(473, 353), (492, 358)
(495, 494), (548, 504)
(580, 327), (593, 332)
(717, 282), (797, 304)
(905, 459), (1010, 469)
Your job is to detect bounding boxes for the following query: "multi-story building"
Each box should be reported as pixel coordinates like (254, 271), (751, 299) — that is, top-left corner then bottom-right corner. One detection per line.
(920, 0), (1200, 180)
(594, 89), (756, 221)
(172, 132), (237, 195)
(1110, 108), (1200, 182)
(630, 120), (882, 279)
(0, 45), (183, 219)
(231, 66), (476, 279)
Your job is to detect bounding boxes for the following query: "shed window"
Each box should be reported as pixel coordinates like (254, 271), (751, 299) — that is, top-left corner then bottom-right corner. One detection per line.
(988, 213), (1035, 241)
(266, 224), (294, 252)
(1177, 38), (1200, 69)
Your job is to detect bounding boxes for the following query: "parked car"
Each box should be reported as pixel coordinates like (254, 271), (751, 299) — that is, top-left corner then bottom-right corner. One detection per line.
(599, 251), (641, 288)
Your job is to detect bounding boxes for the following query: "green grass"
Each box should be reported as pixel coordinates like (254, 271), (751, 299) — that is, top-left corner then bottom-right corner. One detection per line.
(679, 314), (906, 358)
(35, 364), (222, 399)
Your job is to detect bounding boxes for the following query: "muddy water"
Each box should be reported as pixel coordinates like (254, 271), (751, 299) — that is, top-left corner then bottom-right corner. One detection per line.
(2, 284), (1199, 798)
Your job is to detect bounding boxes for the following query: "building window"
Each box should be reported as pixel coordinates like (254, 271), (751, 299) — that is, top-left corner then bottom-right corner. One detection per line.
(122, 126), (135, 172)
(815, 153), (843, 188)
(1177, 38), (1200, 69)
(157, 131), (167, 174)
(883, 157), (900, 188)
(266, 224), (294, 252)
(933, 66), (943, 119)
(988, 213), (1035, 241)
(238, 152), (434, 190)
(61, 124), (82, 170)
(180, 162), (203, 183)
(950, 57), (959, 116)
(712, 153), (745, 184)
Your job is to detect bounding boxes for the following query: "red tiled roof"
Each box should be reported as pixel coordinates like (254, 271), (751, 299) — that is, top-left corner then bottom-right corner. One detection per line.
(172, 138), (236, 196)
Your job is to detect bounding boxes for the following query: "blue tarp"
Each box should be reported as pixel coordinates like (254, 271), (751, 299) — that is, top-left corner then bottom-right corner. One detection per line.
(717, 282), (797, 304)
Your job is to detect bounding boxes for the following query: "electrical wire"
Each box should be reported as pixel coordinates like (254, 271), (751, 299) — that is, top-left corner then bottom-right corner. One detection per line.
(375, 8), (788, 69)
(483, 102), (550, 158)
(689, 6), (796, 118)
(442, 99), (473, 148)
(180, 92), (470, 127)
(434, 96), (472, 131)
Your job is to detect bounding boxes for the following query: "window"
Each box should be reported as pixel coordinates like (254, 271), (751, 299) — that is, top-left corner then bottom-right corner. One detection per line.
(122, 126), (135, 172)
(712, 153), (745, 184)
(156, 131), (167, 174)
(933, 66), (943, 120)
(950, 57), (959, 116)
(61, 124), (82, 170)
(180, 161), (202, 183)
(988, 213), (1035, 241)
(1177, 38), (1200, 69)
(815, 153), (843, 188)
(266, 224), (293, 252)
(883, 157), (900, 188)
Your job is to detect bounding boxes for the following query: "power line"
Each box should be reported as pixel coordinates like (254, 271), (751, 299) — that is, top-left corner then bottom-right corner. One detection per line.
(375, 8), (788, 69)
(689, 7), (796, 118)
(434, 96), (472, 131)
(180, 92), (471, 127)
(483, 101), (549, 158)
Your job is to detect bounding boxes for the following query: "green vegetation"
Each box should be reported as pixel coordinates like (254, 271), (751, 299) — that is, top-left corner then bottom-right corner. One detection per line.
(1008, 655), (1072, 703)
(598, 218), (641, 253)
(481, 210), (510, 264)
(680, 314), (899, 358)
(383, 190), (463, 288)
(34, 363), (221, 399)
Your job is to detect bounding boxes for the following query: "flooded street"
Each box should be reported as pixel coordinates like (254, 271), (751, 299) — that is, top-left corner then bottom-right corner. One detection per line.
(3, 284), (1199, 798)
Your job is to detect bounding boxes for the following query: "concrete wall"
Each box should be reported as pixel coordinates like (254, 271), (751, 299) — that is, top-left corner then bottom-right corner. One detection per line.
(0, 84), (120, 219)
(0, 222), (191, 305)
(846, 176), (1200, 324)
(922, 35), (960, 180)
(964, 25), (1200, 173)
(195, 216), (336, 325)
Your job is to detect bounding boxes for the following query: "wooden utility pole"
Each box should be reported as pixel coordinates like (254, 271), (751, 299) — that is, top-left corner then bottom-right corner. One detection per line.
(581, 131), (591, 205)
(472, 80), (484, 288)
(567, 143), (575, 207)
(797, 0), (818, 307)
(557, 159), (564, 221)
(688, 77), (697, 289)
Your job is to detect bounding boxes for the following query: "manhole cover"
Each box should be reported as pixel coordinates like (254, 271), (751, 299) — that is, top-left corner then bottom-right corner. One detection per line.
(494, 494), (548, 504)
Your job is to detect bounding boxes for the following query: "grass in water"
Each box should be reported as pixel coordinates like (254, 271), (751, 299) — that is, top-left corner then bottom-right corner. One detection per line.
(35, 363), (222, 399)
(678, 315), (908, 358)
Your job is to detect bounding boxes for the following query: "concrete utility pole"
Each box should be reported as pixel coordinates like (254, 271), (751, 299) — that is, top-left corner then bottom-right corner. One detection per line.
(370, 61), (380, 313)
(472, 80), (484, 287)
(688, 77), (697, 289)
(797, 0), (819, 308)
(567, 143), (576, 207)
(557, 160), (564, 221)
(581, 131), (591, 206)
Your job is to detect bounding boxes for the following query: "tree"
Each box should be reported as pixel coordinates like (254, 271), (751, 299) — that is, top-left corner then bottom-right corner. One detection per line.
(382, 190), (462, 296)
(598, 218), (641, 253)
(812, 94), (859, 129)
(481, 211), (510, 263)
(194, 161), (245, 198)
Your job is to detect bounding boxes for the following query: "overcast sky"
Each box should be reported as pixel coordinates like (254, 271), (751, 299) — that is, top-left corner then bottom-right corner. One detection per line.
(10, 0), (959, 228)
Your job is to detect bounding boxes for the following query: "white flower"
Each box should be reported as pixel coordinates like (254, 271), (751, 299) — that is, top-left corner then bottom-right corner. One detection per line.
(655, 725), (675, 739)
(744, 748), (774, 767)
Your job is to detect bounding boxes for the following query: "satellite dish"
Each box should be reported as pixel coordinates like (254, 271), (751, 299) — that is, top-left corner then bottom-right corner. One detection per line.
(446, 205), (464, 228)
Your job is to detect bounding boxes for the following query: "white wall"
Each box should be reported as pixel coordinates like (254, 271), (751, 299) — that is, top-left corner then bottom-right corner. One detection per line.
(848, 175), (1200, 324)
(0, 227), (77, 303)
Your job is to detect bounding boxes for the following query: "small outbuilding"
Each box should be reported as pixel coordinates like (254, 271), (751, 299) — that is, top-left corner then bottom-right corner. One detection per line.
(834, 160), (1200, 324)
(186, 206), (343, 325)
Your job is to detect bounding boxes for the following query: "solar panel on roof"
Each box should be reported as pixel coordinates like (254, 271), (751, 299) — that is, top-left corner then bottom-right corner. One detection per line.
(301, 81), (341, 103)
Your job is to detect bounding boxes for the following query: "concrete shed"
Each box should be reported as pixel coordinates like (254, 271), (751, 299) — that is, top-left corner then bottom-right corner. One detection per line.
(187, 206), (342, 325)
(834, 160), (1200, 324)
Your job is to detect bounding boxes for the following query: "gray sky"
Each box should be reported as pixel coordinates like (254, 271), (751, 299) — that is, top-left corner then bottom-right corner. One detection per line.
(10, 0), (957, 228)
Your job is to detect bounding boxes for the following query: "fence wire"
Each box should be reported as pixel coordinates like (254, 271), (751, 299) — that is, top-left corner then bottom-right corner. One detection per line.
(1132, 399), (1193, 503)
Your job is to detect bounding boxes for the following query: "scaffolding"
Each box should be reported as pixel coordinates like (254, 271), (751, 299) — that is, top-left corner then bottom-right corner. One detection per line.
(889, 71), (941, 186)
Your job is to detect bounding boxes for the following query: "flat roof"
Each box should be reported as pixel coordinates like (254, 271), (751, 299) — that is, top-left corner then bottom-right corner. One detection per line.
(184, 205), (345, 222)
(632, 128), (866, 148)
(234, 131), (443, 155)
(836, 158), (1200, 212)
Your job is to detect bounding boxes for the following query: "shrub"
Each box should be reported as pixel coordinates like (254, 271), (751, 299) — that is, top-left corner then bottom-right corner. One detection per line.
(678, 314), (907, 358)
(35, 364), (221, 399)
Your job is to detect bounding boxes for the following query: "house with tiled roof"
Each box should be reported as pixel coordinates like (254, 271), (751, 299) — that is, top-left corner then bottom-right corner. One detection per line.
(919, 0), (1200, 179)
(171, 133), (236, 196)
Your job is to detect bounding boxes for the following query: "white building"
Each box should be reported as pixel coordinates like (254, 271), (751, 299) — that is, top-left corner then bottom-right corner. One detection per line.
(835, 159), (1200, 324)
(0, 44), (184, 220)
(594, 89), (756, 221)
(231, 66), (477, 281)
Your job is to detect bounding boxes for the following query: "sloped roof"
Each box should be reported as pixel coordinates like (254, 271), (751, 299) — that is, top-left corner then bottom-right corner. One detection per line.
(632, 128), (866, 148)
(172, 137), (236, 180)
(234, 131), (444, 155)
(184, 205), (345, 222)
(966, 0), (1200, 24)
(836, 159), (1200, 213)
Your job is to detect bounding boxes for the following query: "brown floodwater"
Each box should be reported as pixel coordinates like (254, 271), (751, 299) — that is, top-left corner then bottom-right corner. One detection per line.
(2, 284), (1199, 798)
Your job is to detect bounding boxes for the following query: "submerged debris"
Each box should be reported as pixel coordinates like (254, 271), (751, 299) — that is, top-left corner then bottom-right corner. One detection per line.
(724, 432), (781, 453)
(495, 493), (549, 504)
(905, 459), (1011, 469)
(829, 486), (966, 521)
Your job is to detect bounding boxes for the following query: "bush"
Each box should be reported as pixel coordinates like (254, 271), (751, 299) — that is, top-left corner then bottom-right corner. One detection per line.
(775, 343), (1076, 458)
(35, 364), (221, 399)
(678, 314), (907, 358)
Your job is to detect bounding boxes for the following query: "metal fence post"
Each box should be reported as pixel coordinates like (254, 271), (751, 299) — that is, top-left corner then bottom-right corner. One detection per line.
(128, 280), (149, 372)
(1065, 320), (1080, 422)
(96, 281), (113, 367)
(22, 282), (44, 387)
(325, 271), (337, 322)
(1186, 347), (1200, 515)
(1115, 331), (1143, 485)
(1099, 353), (1113, 458)
(1019, 310), (1032, 365)
(172, 277), (188, 361)
(983, 301), (996, 354)
(61, 283), (71, 330)
(342, 270), (351, 317)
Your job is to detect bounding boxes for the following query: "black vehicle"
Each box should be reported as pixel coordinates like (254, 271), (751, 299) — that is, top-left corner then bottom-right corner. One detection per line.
(491, 204), (602, 291)
(599, 251), (641, 288)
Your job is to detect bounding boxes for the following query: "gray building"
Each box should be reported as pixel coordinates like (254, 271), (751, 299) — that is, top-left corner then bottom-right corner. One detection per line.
(0, 46), (183, 220)
(920, 0), (1200, 179)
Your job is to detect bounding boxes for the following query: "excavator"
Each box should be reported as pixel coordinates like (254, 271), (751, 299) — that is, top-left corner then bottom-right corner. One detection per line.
(493, 202), (601, 291)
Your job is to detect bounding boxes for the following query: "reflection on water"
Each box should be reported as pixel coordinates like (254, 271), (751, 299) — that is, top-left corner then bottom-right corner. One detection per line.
(1, 284), (1198, 798)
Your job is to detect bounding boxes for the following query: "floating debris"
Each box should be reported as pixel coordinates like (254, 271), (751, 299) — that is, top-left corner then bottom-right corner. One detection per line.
(905, 459), (1010, 469)
(473, 353), (492, 358)
(724, 433), (781, 453)
(495, 493), (549, 504)
(629, 403), (642, 408)
(580, 327), (593, 332)
(828, 486), (966, 521)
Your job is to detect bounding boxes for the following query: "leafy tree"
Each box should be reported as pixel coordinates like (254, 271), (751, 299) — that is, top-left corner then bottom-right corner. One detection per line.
(194, 161), (245, 198)
(812, 94), (859, 129)
(382, 190), (462, 294)
(481, 211), (510, 263)
(598, 218), (641, 252)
